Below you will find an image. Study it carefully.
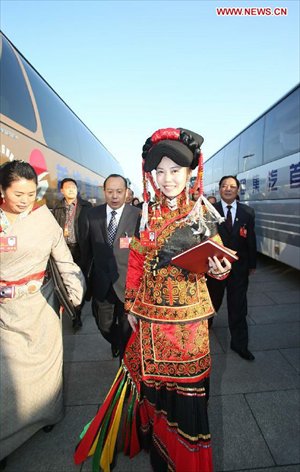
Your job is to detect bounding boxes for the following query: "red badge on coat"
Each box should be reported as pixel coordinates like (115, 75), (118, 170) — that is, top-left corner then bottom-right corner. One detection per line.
(240, 226), (247, 238)
(0, 236), (17, 252)
(119, 236), (131, 249)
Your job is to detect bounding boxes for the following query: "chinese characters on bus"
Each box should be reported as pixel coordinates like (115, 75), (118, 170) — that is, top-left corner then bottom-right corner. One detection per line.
(239, 161), (300, 194)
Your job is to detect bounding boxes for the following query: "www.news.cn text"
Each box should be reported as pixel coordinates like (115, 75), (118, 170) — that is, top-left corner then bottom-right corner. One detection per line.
(216, 7), (288, 16)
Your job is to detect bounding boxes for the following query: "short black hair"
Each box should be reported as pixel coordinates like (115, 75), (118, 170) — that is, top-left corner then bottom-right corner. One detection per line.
(103, 174), (127, 190)
(0, 160), (38, 190)
(60, 178), (78, 189)
(219, 175), (240, 189)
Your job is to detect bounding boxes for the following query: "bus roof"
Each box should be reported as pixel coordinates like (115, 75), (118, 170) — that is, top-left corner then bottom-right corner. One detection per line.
(206, 83), (300, 162)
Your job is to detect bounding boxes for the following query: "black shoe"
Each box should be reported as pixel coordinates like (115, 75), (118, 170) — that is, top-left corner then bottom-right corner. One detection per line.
(230, 345), (255, 361)
(0, 458), (7, 470)
(111, 344), (120, 358)
(43, 425), (55, 433)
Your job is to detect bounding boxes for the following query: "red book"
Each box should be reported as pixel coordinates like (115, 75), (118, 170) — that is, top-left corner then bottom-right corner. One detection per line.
(171, 238), (238, 274)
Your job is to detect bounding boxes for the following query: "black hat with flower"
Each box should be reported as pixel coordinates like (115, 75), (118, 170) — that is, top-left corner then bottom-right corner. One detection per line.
(141, 127), (204, 202)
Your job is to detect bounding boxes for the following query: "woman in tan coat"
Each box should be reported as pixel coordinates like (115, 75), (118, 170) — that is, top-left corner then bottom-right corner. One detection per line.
(0, 160), (85, 468)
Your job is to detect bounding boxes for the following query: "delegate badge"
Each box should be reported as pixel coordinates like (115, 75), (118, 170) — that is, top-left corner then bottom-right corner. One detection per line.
(0, 236), (17, 252)
(140, 230), (157, 248)
(119, 236), (132, 249)
(240, 226), (247, 238)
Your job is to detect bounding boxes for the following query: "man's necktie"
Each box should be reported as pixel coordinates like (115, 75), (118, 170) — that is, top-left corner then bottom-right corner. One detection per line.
(226, 205), (233, 231)
(107, 210), (118, 246)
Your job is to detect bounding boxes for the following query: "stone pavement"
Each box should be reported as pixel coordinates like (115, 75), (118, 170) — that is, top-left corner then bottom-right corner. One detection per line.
(3, 254), (300, 472)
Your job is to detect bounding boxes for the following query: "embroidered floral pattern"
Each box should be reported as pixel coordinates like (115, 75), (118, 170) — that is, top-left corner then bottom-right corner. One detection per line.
(131, 273), (213, 322)
(140, 320), (210, 382)
(130, 236), (148, 255)
(124, 287), (138, 312)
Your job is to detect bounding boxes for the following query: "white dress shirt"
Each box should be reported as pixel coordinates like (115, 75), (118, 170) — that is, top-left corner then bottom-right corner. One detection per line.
(106, 204), (125, 228)
(221, 199), (237, 224)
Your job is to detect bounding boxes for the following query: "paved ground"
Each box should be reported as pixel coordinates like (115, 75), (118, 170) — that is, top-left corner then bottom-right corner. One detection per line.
(3, 254), (300, 472)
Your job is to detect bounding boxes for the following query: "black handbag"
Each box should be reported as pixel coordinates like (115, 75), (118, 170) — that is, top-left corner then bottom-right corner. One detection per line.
(48, 256), (77, 320)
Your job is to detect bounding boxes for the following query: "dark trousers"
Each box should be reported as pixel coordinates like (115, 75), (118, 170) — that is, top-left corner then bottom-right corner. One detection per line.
(207, 268), (249, 350)
(92, 286), (132, 360)
(67, 243), (81, 264)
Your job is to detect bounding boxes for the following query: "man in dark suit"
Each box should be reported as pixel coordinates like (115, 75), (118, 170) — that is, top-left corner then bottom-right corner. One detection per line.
(207, 175), (257, 361)
(52, 178), (92, 330)
(80, 174), (140, 359)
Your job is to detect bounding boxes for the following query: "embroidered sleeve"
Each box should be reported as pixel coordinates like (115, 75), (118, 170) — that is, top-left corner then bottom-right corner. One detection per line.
(129, 235), (148, 255)
(124, 238), (146, 312)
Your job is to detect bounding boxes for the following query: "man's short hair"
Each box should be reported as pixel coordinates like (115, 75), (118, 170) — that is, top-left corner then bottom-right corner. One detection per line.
(103, 174), (128, 190)
(60, 178), (78, 189)
(219, 175), (240, 188)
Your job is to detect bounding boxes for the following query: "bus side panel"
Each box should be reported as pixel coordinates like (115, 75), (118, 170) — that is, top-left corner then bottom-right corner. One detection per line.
(0, 122), (105, 207)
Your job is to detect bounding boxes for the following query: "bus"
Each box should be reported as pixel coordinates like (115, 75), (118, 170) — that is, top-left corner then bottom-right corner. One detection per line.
(203, 84), (300, 270)
(0, 31), (124, 207)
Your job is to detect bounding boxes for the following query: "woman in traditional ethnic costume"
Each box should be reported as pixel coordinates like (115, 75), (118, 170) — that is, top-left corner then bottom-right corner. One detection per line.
(74, 128), (231, 472)
(0, 161), (85, 467)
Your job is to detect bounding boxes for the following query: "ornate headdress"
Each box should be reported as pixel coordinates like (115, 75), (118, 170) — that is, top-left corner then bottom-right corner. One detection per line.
(139, 127), (223, 233)
(142, 127), (204, 200)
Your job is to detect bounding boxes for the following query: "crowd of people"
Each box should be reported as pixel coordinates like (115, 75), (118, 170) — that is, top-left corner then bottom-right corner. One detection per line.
(0, 128), (256, 471)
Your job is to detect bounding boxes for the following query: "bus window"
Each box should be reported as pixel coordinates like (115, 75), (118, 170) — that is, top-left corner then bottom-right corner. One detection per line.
(21, 55), (123, 178)
(76, 119), (123, 176)
(264, 87), (300, 163)
(239, 118), (263, 172)
(224, 137), (239, 175)
(0, 35), (36, 132)
(212, 149), (224, 183)
(21, 57), (81, 164)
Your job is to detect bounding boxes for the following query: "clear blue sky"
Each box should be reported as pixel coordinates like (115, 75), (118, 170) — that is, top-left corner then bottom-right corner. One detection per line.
(1, 0), (299, 193)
